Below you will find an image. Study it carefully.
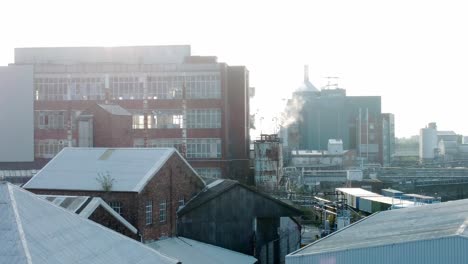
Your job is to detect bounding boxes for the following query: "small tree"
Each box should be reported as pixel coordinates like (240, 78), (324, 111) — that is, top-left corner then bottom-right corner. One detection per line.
(96, 171), (115, 192)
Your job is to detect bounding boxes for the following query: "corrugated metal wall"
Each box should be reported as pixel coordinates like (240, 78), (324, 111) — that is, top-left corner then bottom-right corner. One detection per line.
(286, 236), (468, 264)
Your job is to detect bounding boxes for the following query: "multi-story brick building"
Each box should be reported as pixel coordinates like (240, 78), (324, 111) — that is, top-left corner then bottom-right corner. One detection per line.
(24, 147), (205, 242)
(9, 45), (251, 183)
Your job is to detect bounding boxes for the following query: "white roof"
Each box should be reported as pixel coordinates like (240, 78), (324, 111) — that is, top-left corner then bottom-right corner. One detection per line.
(147, 237), (257, 264)
(0, 182), (180, 264)
(336, 188), (379, 197)
(289, 198), (468, 256)
(98, 104), (132, 116)
(24, 147), (203, 192)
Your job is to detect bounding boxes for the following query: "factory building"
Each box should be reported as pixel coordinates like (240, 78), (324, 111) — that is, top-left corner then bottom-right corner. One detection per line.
(282, 66), (384, 165)
(2, 46), (251, 183)
(419, 122), (468, 163)
(254, 134), (283, 191)
(287, 198), (468, 264)
(381, 113), (395, 166)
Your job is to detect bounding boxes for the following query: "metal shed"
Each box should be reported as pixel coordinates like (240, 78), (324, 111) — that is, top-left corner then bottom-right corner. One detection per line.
(287, 198), (468, 264)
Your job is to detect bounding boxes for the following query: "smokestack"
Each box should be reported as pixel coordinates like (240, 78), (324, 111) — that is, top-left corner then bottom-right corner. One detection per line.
(304, 65), (309, 82)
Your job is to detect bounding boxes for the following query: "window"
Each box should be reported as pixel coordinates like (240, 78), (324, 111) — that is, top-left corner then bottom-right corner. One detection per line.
(110, 76), (143, 100)
(133, 138), (183, 148)
(187, 109), (221, 128)
(109, 201), (122, 215)
(195, 167), (222, 179)
(185, 74), (221, 99)
(159, 200), (167, 222)
(145, 200), (153, 225)
(35, 76), (105, 101)
(186, 138), (222, 158)
(37, 111), (66, 129)
(35, 139), (68, 158)
(178, 197), (185, 209)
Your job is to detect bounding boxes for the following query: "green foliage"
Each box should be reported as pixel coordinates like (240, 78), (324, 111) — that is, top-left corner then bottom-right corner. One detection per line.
(96, 171), (115, 192)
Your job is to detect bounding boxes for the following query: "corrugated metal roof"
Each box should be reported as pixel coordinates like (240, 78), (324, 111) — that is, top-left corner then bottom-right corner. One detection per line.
(98, 104), (132, 116)
(24, 147), (202, 193)
(289, 198), (468, 257)
(0, 182), (180, 264)
(147, 237), (257, 264)
(381, 188), (404, 194)
(178, 179), (302, 216)
(336, 188), (378, 197)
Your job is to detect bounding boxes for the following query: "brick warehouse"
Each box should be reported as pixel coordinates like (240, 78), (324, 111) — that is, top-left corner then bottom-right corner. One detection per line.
(24, 147), (205, 242)
(4, 45), (252, 183)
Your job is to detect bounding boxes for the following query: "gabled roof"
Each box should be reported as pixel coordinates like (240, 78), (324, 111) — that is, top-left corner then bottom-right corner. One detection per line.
(178, 179), (302, 216)
(40, 195), (138, 234)
(24, 147), (204, 192)
(0, 182), (180, 264)
(97, 104), (132, 116)
(289, 198), (468, 257)
(148, 237), (257, 264)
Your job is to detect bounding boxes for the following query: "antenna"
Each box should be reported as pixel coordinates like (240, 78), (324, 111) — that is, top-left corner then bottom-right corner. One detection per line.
(324, 76), (339, 89)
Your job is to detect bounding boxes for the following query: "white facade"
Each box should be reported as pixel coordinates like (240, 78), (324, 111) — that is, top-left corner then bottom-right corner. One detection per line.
(0, 65), (34, 162)
(419, 127), (438, 160)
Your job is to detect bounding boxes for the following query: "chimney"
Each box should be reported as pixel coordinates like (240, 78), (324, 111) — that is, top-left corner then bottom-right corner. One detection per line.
(304, 65), (309, 82)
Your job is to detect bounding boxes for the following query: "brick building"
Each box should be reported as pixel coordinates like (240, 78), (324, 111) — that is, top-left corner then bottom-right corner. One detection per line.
(1, 182), (181, 264)
(7, 45), (252, 183)
(40, 195), (139, 240)
(24, 147), (205, 242)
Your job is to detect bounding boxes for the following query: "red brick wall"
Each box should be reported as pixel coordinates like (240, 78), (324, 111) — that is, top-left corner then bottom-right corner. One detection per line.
(88, 205), (140, 240)
(137, 153), (205, 241)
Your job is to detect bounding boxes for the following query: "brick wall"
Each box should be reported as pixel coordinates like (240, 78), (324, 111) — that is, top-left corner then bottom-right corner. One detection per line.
(88, 205), (140, 240)
(137, 153), (205, 241)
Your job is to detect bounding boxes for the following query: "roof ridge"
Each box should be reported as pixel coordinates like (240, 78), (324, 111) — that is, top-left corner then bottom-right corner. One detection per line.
(7, 184), (33, 264)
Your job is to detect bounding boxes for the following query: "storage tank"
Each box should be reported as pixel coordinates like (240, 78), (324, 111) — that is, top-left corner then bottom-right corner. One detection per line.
(420, 126), (438, 161)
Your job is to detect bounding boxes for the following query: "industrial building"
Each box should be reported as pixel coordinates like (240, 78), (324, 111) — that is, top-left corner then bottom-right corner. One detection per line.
(281, 66), (386, 165)
(280, 68), (396, 167)
(24, 147), (205, 242)
(254, 134), (283, 190)
(381, 113), (395, 166)
(419, 122), (468, 164)
(177, 179), (302, 264)
(3, 45), (252, 183)
(287, 198), (468, 264)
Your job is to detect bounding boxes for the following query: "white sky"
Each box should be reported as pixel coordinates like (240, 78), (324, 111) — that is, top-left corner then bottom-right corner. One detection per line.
(1, 0), (468, 138)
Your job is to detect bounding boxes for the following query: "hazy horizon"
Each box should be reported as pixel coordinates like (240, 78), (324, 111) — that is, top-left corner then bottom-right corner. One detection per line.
(2, 0), (467, 139)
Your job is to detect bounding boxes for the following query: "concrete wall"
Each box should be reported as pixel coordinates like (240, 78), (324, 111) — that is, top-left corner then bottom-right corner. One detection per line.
(0, 65), (34, 162)
(15, 46), (190, 65)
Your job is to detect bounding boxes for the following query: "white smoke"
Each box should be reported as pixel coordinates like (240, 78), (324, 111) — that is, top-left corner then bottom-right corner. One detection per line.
(280, 95), (306, 128)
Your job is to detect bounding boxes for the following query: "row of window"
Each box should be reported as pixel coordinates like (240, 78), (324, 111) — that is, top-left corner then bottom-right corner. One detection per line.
(132, 110), (183, 129)
(186, 109), (221, 129)
(132, 109), (221, 129)
(35, 74), (221, 101)
(109, 199), (179, 226)
(133, 138), (222, 158)
(35, 139), (69, 158)
(35, 77), (105, 101)
(194, 167), (222, 179)
(37, 111), (66, 129)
